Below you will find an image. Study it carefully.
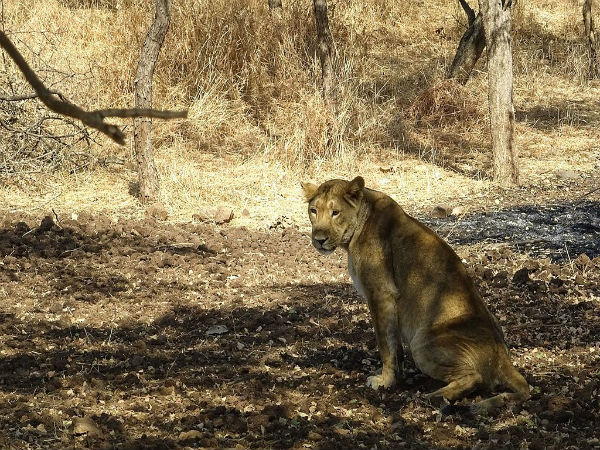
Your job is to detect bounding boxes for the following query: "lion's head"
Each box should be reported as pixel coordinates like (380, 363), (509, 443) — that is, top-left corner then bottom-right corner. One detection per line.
(301, 176), (365, 254)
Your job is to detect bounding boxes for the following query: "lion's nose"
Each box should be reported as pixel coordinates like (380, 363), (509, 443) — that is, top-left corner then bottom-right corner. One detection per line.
(315, 238), (327, 247)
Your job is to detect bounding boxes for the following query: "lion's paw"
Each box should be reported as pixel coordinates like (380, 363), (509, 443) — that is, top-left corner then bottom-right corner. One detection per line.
(366, 373), (395, 390)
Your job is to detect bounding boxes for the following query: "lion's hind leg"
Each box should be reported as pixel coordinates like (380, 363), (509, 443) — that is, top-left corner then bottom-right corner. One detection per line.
(423, 372), (482, 401)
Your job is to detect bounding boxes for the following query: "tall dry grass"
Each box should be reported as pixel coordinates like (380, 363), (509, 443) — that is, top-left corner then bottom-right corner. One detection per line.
(1, 0), (597, 178)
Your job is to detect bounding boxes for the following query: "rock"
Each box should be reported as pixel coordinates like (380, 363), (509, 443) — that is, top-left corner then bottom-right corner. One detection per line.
(214, 206), (234, 224)
(262, 404), (292, 419)
(242, 208), (250, 217)
(193, 207), (233, 224)
(15, 221), (30, 234)
(431, 206), (451, 218)
(206, 325), (229, 336)
(145, 202), (168, 221)
(334, 427), (351, 437)
(556, 169), (579, 180)
(193, 208), (216, 223)
(72, 416), (103, 438)
(38, 215), (55, 233)
(512, 267), (531, 285)
(178, 430), (203, 441)
(308, 431), (323, 440)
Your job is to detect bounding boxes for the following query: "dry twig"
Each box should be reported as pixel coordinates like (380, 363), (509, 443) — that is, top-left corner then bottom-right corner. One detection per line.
(0, 30), (187, 145)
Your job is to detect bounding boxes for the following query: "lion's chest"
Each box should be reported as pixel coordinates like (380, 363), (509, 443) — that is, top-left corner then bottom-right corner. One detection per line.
(348, 257), (367, 299)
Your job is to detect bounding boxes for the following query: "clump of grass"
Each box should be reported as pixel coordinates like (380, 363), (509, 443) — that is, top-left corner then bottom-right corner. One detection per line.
(406, 79), (480, 127)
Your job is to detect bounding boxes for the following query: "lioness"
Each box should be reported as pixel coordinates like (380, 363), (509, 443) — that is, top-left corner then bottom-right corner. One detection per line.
(302, 176), (530, 413)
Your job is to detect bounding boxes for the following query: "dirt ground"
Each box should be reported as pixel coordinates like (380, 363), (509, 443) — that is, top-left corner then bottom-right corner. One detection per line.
(0, 195), (599, 450)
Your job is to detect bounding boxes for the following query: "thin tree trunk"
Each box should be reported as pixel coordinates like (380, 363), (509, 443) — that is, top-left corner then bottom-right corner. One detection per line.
(479, 0), (519, 185)
(134, 0), (171, 204)
(448, 0), (485, 84)
(583, 0), (599, 78)
(313, 0), (334, 100)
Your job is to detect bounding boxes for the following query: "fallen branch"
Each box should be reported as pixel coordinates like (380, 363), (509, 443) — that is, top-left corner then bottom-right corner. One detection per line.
(0, 30), (187, 145)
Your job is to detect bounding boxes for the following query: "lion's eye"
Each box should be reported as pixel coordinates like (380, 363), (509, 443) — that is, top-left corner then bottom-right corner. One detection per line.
(332, 210), (340, 217)
(310, 208), (317, 215)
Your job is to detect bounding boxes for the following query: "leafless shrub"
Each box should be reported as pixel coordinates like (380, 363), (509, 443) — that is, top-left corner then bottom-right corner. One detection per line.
(0, 31), (97, 178)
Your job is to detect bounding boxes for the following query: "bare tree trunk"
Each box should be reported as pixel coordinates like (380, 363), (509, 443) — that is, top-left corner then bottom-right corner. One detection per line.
(134, 0), (171, 204)
(268, 0), (282, 9)
(583, 0), (599, 78)
(479, 0), (519, 185)
(448, 0), (486, 84)
(313, 0), (334, 100)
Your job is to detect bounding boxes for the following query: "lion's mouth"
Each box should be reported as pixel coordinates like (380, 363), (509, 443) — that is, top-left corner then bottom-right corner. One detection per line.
(313, 239), (336, 254)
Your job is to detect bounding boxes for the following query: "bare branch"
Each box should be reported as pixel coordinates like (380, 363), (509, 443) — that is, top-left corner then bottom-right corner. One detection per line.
(0, 30), (187, 145)
(459, 0), (476, 26)
(0, 90), (66, 102)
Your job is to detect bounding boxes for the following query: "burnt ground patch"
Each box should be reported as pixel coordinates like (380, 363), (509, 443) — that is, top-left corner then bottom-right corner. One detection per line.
(423, 200), (600, 261)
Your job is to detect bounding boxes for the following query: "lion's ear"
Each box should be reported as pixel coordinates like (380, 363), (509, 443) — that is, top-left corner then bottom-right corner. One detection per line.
(345, 176), (364, 206)
(301, 181), (318, 202)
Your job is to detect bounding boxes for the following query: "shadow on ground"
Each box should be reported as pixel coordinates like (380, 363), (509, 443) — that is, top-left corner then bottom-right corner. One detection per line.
(0, 211), (598, 449)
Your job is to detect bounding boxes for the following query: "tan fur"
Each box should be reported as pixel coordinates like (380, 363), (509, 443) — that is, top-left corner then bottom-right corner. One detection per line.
(302, 176), (530, 413)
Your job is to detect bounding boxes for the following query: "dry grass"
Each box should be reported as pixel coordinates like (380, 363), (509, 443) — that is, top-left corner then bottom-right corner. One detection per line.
(0, 0), (599, 227)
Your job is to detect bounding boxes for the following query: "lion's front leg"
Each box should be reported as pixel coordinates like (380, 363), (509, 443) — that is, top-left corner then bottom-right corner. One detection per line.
(366, 291), (402, 390)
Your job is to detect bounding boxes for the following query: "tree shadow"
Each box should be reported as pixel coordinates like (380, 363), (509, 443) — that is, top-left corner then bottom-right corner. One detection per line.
(0, 211), (598, 448)
(515, 99), (600, 131)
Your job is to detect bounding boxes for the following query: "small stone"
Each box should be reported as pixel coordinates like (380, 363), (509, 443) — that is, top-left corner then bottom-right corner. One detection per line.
(193, 208), (216, 223)
(206, 325), (229, 336)
(512, 268), (531, 285)
(308, 431), (323, 440)
(556, 169), (579, 180)
(334, 427), (351, 436)
(72, 416), (103, 438)
(145, 202), (168, 221)
(178, 430), (203, 441)
(38, 215), (55, 233)
(214, 206), (234, 224)
(262, 404), (292, 419)
(242, 208), (250, 217)
(430, 206), (451, 218)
